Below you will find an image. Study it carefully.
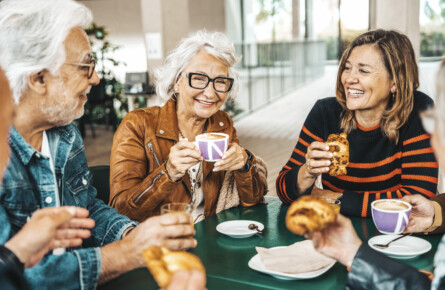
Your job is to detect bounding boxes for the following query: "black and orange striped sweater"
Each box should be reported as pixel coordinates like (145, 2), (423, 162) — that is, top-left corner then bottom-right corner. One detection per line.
(276, 92), (438, 217)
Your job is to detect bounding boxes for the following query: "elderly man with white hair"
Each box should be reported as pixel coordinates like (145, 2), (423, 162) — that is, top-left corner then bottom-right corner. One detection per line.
(0, 0), (201, 289)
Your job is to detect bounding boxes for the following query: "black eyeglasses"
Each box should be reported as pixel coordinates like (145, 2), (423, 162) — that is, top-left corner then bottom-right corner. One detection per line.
(182, 72), (234, 93)
(64, 55), (96, 79)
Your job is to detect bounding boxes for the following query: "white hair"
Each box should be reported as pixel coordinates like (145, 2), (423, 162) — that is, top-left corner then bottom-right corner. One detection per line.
(436, 59), (445, 143)
(0, 0), (92, 104)
(155, 30), (241, 102)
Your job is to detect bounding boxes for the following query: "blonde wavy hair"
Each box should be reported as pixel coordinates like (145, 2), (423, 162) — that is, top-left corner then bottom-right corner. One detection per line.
(336, 29), (419, 144)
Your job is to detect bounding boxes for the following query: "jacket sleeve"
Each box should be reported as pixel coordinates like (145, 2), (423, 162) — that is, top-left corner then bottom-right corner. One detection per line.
(85, 184), (138, 247)
(346, 243), (431, 290)
(0, 205), (101, 290)
(276, 100), (324, 204)
(228, 119), (267, 207)
(428, 194), (445, 234)
(109, 111), (179, 221)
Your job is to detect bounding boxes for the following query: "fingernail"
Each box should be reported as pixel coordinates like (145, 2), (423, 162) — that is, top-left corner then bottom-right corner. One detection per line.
(66, 207), (76, 215)
(329, 153), (333, 158)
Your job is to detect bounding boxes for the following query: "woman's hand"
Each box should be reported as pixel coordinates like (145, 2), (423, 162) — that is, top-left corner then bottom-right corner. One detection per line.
(401, 195), (435, 233)
(306, 214), (362, 267)
(166, 141), (203, 181)
(311, 187), (343, 200)
(304, 141), (332, 178)
(213, 143), (248, 172)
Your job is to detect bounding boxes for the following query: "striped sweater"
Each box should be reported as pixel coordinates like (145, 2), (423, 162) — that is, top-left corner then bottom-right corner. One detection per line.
(276, 92), (438, 217)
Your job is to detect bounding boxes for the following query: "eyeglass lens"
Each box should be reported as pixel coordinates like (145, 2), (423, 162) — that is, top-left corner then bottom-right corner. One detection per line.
(189, 73), (232, 92)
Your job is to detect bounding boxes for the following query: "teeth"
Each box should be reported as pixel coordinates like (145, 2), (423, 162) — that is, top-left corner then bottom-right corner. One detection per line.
(348, 89), (364, 95)
(196, 99), (214, 105)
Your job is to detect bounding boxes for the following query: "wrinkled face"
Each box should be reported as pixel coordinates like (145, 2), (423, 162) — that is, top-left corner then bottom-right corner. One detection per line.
(341, 44), (395, 115)
(41, 26), (99, 126)
(0, 68), (13, 183)
(176, 50), (229, 120)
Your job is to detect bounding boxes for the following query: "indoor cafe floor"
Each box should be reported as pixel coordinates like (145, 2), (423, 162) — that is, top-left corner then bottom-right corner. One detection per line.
(84, 62), (440, 197)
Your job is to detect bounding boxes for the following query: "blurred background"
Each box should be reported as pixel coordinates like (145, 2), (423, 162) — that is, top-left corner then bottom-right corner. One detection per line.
(77, 0), (445, 196)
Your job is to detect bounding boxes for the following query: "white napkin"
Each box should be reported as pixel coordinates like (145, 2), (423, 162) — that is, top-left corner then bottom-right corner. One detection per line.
(256, 240), (335, 274)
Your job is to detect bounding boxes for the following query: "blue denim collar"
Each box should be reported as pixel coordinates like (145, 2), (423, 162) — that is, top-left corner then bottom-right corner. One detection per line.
(9, 125), (76, 166)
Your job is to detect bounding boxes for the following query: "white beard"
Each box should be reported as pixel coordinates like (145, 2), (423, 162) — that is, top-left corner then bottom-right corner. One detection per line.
(40, 80), (90, 126)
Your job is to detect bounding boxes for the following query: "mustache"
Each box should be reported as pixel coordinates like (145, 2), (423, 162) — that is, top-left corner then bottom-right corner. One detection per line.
(83, 86), (92, 96)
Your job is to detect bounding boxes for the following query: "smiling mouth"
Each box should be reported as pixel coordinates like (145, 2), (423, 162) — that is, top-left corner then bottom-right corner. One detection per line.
(195, 99), (216, 106)
(348, 89), (365, 96)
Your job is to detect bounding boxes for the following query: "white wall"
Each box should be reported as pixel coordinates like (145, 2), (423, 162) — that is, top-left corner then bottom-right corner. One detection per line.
(79, 0), (148, 82)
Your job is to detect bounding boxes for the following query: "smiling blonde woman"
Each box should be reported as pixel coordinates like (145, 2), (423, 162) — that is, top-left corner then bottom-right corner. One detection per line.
(276, 29), (438, 217)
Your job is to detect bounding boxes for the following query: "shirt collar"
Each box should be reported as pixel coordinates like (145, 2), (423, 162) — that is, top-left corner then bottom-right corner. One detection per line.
(9, 125), (76, 166)
(9, 126), (39, 165)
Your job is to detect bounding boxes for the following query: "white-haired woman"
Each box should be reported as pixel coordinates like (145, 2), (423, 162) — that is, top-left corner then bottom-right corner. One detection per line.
(109, 31), (267, 223)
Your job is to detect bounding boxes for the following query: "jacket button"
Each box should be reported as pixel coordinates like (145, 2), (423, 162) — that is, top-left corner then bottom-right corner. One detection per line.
(219, 122), (224, 126)
(159, 129), (164, 134)
(82, 178), (87, 185)
(45, 196), (53, 204)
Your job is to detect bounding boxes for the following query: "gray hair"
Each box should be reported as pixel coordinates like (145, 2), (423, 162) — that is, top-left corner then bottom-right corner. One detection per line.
(0, 0), (92, 104)
(155, 30), (241, 102)
(436, 59), (445, 143)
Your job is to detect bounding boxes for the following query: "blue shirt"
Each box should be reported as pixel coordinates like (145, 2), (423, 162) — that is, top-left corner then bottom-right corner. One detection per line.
(0, 124), (138, 290)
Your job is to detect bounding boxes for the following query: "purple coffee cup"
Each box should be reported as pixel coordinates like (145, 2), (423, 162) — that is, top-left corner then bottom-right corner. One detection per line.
(371, 200), (411, 234)
(195, 133), (229, 162)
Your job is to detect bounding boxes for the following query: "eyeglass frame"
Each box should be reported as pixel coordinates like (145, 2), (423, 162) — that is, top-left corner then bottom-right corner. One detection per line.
(64, 56), (96, 79)
(181, 72), (234, 93)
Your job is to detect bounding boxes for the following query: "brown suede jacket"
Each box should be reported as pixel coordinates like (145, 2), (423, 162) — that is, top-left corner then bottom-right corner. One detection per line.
(109, 99), (266, 222)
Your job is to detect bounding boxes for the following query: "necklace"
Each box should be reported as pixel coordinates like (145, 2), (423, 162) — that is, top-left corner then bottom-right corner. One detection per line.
(178, 120), (208, 140)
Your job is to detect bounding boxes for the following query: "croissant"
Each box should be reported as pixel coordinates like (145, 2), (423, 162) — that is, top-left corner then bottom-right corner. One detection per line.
(142, 246), (205, 288)
(285, 196), (337, 236)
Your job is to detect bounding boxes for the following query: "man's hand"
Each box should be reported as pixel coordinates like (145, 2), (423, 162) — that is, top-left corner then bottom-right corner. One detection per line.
(165, 270), (206, 290)
(5, 206), (94, 268)
(401, 195), (435, 233)
(306, 214), (362, 267)
(122, 213), (197, 268)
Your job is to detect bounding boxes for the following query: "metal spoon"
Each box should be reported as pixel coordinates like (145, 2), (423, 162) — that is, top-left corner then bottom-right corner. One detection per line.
(373, 233), (412, 249)
(248, 223), (263, 234)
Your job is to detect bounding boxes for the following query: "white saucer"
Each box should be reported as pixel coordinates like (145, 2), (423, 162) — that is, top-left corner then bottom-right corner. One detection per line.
(216, 220), (264, 238)
(248, 249), (336, 280)
(368, 235), (432, 259)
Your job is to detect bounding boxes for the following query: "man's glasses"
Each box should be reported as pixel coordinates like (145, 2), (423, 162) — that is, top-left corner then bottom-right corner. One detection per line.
(182, 72), (234, 93)
(420, 108), (436, 134)
(64, 57), (96, 79)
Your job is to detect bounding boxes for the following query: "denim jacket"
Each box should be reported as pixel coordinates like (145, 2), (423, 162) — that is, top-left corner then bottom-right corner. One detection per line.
(0, 124), (138, 290)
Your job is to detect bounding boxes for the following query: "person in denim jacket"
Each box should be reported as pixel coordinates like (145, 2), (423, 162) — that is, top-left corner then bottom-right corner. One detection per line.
(0, 0), (198, 289)
(0, 63), (96, 290)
